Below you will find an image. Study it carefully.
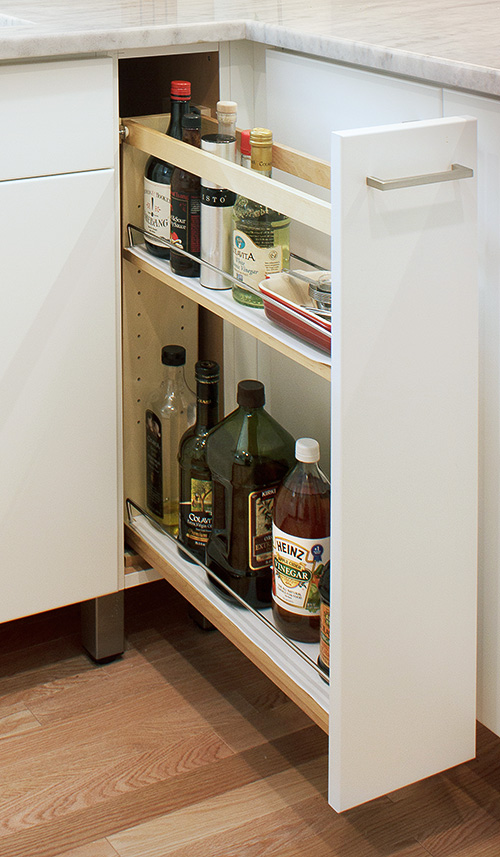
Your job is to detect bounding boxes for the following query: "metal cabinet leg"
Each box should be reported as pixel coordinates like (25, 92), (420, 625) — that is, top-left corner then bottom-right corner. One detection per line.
(81, 591), (124, 662)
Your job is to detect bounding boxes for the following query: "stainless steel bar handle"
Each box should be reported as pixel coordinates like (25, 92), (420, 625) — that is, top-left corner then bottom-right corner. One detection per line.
(366, 162), (473, 191)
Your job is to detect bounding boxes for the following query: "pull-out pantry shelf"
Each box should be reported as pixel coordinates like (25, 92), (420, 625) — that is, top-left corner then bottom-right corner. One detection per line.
(125, 510), (329, 733)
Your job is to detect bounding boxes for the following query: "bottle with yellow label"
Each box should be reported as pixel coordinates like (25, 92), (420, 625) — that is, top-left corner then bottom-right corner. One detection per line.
(318, 560), (330, 678)
(232, 128), (290, 308)
(272, 438), (330, 643)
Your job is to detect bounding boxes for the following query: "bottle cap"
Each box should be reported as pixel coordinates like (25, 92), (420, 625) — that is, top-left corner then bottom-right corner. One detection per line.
(240, 129), (251, 156)
(237, 379), (265, 409)
(295, 437), (320, 462)
(182, 112), (201, 129)
(161, 345), (186, 366)
(195, 360), (220, 382)
(216, 100), (237, 114)
(171, 80), (191, 98)
(250, 127), (273, 147)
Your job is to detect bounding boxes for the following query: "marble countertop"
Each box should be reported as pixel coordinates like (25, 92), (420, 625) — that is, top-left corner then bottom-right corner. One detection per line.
(1, 0), (500, 98)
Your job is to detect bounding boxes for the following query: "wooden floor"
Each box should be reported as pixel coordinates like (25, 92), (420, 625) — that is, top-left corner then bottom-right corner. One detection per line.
(0, 582), (500, 857)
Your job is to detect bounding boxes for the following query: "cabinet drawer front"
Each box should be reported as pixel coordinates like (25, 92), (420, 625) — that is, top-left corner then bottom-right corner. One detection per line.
(0, 57), (115, 180)
(330, 115), (477, 810)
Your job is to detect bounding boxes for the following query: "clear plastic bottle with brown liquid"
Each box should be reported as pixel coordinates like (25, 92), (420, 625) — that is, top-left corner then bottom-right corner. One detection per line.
(272, 437), (330, 642)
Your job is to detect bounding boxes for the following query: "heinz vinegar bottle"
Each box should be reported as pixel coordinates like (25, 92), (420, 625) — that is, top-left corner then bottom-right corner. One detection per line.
(272, 437), (330, 642)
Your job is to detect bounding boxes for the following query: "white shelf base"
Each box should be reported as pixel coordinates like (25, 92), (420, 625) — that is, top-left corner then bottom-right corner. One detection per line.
(124, 244), (331, 381)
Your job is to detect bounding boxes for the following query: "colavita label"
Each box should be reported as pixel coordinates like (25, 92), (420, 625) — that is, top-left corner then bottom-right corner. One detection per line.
(183, 477), (213, 548)
(144, 178), (171, 248)
(248, 486), (277, 570)
(145, 409), (163, 518)
(272, 526), (329, 616)
(233, 230), (283, 290)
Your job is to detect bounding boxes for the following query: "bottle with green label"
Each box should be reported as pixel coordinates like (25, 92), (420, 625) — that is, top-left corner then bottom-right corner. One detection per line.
(178, 360), (220, 562)
(205, 380), (295, 608)
(232, 128), (290, 308)
(272, 437), (330, 642)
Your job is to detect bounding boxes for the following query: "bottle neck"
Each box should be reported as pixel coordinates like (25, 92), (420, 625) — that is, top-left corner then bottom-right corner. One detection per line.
(164, 363), (186, 386)
(195, 379), (219, 429)
(168, 97), (190, 139)
(251, 144), (272, 179)
(182, 127), (201, 148)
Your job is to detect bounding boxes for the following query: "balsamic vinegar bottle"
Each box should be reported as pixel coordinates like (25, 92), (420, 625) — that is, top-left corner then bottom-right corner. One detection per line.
(143, 80), (191, 258)
(170, 112), (201, 277)
(178, 360), (220, 562)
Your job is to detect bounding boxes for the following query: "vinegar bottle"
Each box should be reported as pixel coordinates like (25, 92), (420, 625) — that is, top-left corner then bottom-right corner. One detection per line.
(143, 80), (191, 259)
(272, 437), (330, 642)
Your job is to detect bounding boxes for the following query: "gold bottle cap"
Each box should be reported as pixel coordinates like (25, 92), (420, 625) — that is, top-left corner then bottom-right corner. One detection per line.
(250, 127), (273, 173)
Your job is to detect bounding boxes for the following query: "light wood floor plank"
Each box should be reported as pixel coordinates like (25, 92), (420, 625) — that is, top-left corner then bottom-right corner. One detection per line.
(108, 756), (329, 857)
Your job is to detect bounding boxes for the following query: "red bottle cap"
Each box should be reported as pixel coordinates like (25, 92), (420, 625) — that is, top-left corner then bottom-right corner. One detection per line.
(240, 129), (251, 156)
(171, 80), (191, 99)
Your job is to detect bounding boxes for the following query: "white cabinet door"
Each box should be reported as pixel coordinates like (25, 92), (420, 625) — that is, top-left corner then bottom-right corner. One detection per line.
(0, 169), (120, 622)
(330, 116), (477, 810)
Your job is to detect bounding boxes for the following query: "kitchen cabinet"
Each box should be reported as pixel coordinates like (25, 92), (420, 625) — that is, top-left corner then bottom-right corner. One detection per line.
(119, 45), (478, 810)
(0, 57), (121, 622)
(0, 42), (479, 811)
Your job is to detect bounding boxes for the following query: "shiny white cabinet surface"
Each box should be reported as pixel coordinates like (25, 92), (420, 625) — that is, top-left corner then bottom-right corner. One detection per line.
(0, 57), (121, 622)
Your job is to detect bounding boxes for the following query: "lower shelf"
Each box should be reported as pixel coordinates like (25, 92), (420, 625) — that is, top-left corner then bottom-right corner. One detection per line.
(125, 511), (329, 733)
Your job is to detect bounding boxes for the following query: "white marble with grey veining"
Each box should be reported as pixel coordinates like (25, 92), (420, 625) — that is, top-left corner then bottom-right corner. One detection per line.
(1, 0), (500, 97)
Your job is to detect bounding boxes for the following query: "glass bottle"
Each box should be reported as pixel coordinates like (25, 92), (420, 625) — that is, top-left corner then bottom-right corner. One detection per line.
(240, 129), (251, 169)
(206, 380), (295, 608)
(216, 100), (237, 138)
(143, 80), (191, 259)
(145, 345), (195, 535)
(232, 127), (291, 308)
(318, 560), (330, 678)
(178, 360), (220, 562)
(272, 438), (330, 642)
(170, 112), (202, 277)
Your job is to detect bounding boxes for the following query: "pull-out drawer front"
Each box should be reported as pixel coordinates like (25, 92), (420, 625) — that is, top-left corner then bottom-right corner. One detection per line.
(0, 57), (115, 181)
(331, 115), (477, 810)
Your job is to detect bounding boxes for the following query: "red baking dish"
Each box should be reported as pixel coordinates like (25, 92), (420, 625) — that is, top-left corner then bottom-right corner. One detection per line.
(258, 271), (331, 354)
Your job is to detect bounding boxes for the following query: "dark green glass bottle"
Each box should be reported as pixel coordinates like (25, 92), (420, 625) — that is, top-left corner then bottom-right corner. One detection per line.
(205, 379), (295, 608)
(178, 360), (220, 562)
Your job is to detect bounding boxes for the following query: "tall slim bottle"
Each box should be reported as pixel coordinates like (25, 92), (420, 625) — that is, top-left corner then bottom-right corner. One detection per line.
(170, 112), (201, 277)
(178, 360), (220, 562)
(216, 100), (237, 138)
(206, 380), (295, 608)
(145, 345), (195, 535)
(272, 438), (330, 642)
(232, 128), (290, 308)
(143, 80), (191, 258)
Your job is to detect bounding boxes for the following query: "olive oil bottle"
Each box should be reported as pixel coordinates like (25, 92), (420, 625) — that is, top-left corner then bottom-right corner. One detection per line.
(206, 380), (295, 608)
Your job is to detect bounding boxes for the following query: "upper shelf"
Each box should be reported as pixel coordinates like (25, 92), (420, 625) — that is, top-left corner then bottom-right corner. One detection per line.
(121, 114), (332, 379)
(122, 116), (332, 234)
